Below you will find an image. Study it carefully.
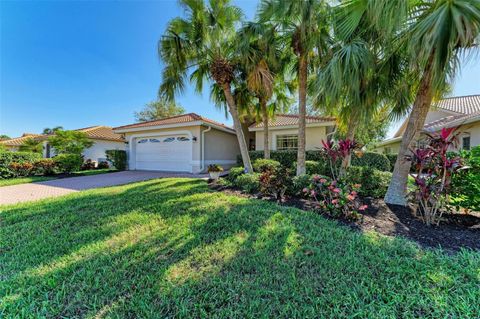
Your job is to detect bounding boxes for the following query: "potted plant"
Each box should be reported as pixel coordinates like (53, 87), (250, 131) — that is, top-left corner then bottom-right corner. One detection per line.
(208, 164), (223, 180)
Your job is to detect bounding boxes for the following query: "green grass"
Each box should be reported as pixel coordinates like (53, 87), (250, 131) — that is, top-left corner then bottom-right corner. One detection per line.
(0, 176), (57, 187)
(1, 178), (479, 318)
(0, 169), (117, 187)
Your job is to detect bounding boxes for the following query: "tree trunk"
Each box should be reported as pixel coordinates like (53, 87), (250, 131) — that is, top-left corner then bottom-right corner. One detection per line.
(296, 54), (308, 176)
(222, 83), (253, 173)
(261, 99), (270, 159)
(384, 55), (435, 206)
(340, 114), (357, 176)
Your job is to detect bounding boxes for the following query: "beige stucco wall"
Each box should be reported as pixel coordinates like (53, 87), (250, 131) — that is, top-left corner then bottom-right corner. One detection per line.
(374, 141), (402, 154)
(254, 126), (328, 151)
(203, 127), (240, 169)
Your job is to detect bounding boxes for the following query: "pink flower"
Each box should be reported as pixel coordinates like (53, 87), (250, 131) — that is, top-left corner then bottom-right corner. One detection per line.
(347, 194), (355, 201)
(359, 205), (368, 211)
(351, 191), (357, 196)
(332, 199), (338, 205)
(333, 188), (341, 193)
(310, 190), (317, 197)
(319, 178), (327, 183)
(302, 188), (308, 193)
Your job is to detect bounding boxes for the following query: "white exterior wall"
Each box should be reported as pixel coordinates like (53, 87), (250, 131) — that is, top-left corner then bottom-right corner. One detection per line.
(82, 140), (126, 163)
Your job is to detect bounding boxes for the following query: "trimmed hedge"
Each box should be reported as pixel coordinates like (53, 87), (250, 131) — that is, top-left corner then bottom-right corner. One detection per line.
(253, 159), (281, 173)
(235, 173), (260, 193)
(54, 154), (83, 173)
(0, 151), (42, 178)
(347, 166), (392, 198)
(106, 150), (127, 170)
(385, 154), (398, 172)
(238, 151), (391, 172)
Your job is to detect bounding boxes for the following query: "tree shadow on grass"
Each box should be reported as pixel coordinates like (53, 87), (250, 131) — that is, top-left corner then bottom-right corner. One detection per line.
(1, 178), (479, 318)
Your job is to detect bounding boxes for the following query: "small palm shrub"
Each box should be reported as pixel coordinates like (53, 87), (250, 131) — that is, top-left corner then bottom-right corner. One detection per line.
(234, 173), (260, 193)
(54, 154), (83, 173)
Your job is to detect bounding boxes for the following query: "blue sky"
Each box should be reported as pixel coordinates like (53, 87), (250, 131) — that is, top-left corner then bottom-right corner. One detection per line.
(1, 0), (478, 138)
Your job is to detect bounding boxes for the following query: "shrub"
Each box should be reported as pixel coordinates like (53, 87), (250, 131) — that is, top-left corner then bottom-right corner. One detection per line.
(227, 166), (245, 183)
(303, 175), (367, 220)
(253, 159), (281, 173)
(235, 173), (260, 193)
(385, 154), (398, 171)
(238, 150), (326, 168)
(81, 159), (96, 170)
(289, 174), (312, 197)
(450, 146), (480, 211)
(0, 151), (42, 178)
(207, 164), (223, 172)
(409, 128), (464, 226)
(346, 166), (392, 198)
(54, 154), (83, 173)
(259, 166), (292, 199)
(106, 150), (127, 170)
(48, 130), (93, 155)
(9, 162), (34, 177)
(33, 159), (57, 175)
(98, 161), (110, 169)
(351, 152), (390, 172)
(292, 161), (328, 175)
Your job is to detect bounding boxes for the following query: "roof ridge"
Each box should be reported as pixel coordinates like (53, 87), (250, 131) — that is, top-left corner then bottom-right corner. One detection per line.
(276, 113), (336, 120)
(440, 94), (480, 100)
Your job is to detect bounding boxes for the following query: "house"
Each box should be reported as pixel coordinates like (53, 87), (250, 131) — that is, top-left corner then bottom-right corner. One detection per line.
(374, 95), (480, 154)
(248, 114), (336, 151)
(112, 113), (240, 173)
(1, 126), (125, 165)
(0, 133), (44, 152)
(41, 126), (126, 164)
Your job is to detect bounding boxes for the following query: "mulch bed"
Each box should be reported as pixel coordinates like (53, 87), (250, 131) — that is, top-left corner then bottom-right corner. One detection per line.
(209, 183), (480, 253)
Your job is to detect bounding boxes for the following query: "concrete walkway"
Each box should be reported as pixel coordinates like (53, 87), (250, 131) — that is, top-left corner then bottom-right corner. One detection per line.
(0, 171), (206, 206)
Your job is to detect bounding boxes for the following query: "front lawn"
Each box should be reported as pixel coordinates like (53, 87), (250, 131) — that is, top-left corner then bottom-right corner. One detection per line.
(0, 169), (117, 187)
(1, 178), (479, 318)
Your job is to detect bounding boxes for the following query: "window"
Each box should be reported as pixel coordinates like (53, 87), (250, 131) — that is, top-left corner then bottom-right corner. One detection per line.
(137, 139), (148, 144)
(462, 136), (471, 150)
(149, 138), (160, 143)
(276, 134), (298, 151)
(163, 137), (175, 143)
(177, 136), (190, 142)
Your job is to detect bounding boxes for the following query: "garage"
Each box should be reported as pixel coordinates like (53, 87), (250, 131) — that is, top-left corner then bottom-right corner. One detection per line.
(134, 135), (192, 172)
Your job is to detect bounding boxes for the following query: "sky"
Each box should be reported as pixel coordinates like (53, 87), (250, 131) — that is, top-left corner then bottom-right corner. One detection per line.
(1, 0), (479, 139)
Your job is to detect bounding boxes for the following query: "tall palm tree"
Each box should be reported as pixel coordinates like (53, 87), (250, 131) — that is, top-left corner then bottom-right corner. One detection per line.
(259, 0), (330, 175)
(19, 138), (42, 153)
(384, 0), (480, 206)
(158, 0), (253, 172)
(42, 126), (63, 135)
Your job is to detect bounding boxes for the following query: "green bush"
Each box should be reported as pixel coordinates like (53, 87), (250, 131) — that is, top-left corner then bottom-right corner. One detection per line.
(351, 152), (390, 172)
(9, 162), (34, 177)
(239, 151), (390, 173)
(253, 159), (281, 173)
(385, 154), (398, 171)
(450, 146), (480, 210)
(227, 166), (245, 183)
(33, 159), (57, 175)
(288, 174), (312, 197)
(106, 150), (127, 170)
(0, 151), (42, 178)
(292, 160), (328, 175)
(98, 161), (110, 169)
(346, 166), (392, 198)
(54, 154), (83, 173)
(235, 173), (260, 193)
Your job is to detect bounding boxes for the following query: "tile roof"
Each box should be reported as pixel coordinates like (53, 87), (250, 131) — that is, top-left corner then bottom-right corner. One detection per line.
(433, 94), (480, 114)
(424, 111), (480, 132)
(0, 134), (44, 146)
(113, 113), (235, 132)
(76, 126), (125, 142)
(250, 114), (336, 129)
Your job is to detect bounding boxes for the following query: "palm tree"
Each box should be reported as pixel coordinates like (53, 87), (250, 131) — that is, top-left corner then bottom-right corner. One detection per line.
(42, 126), (63, 135)
(259, 0), (330, 175)
(158, 0), (253, 172)
(384, 0), (480, 206)
(19, 138), (42, 153)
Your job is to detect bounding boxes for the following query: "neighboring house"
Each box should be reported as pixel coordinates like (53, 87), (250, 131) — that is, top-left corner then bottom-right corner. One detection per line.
(0, 133), (44, 152)
(41, 126), (125, 164)
(248, 114), (336, 151)
(1, 126), (125, 165)
(374, 95), (480, 154)
(113, 113), (240, 173)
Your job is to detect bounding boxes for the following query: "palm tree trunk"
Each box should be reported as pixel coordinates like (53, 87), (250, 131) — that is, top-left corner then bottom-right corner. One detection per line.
(296, 54), (308, 176)
(222, 83), (254, 173)
(384, 55), (435, 206)
(340, 115), (357, 176)
(261, 99), (270, 159)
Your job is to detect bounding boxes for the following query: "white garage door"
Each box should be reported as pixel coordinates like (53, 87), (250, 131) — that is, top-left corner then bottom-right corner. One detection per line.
(135, 135), (192, 172)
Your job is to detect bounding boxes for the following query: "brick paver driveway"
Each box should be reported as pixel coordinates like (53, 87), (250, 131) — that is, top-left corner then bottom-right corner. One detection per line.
(0, 171), (206, 206)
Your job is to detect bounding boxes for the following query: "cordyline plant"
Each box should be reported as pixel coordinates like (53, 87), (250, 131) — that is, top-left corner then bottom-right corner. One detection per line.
(321, 139), (359, 179)
(408, 127), (464, 226)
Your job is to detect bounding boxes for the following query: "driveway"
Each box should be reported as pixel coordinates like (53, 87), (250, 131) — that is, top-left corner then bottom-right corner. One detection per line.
(0, 171), (206, 206)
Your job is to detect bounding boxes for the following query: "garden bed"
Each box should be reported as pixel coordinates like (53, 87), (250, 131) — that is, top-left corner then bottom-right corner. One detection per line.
(210, 182), (480, 252)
